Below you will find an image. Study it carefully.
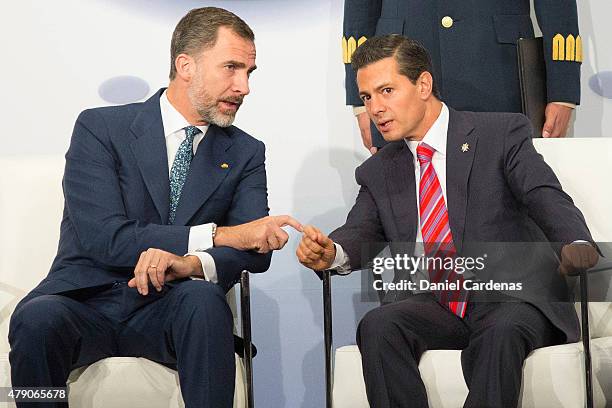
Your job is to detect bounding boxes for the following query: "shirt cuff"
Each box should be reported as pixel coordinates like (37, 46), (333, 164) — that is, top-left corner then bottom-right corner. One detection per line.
(188, 224), (217, 283)
(189, 223), (214, 252)
(551, 102), (576, 109)
(352, 106), (367, 116)
(187, 251), (218, 283)
(330, 243), (352, 274)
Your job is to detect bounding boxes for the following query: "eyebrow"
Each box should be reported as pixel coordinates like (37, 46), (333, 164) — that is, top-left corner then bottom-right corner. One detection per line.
(224, 60), (257, 74)
(359, 81), (392, 98)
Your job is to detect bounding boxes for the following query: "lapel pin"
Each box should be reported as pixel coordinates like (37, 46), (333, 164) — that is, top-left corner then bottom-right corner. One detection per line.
(461, 143), (470, 153)
(220, 163), (229, 169)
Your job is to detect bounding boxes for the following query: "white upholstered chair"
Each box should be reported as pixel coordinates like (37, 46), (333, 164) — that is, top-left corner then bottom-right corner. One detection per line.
(324, 138), (612, 408)
(0, 156), (254, 408)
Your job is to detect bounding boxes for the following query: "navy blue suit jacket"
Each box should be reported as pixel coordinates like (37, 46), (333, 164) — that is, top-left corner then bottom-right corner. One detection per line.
(32, 88), (271, 297)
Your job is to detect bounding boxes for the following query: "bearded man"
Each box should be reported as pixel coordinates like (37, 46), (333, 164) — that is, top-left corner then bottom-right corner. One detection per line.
(8, 7), (300, 408)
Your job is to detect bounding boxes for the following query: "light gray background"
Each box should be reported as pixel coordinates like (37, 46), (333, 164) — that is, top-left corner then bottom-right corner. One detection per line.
(1, 1), (610, 406)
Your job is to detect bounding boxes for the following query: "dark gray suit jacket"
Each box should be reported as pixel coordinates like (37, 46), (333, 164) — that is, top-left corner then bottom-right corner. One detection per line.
(330, 108), (593, 342)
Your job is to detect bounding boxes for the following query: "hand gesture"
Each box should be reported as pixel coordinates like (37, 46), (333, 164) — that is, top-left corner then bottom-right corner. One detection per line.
(297, 225), (337, 271)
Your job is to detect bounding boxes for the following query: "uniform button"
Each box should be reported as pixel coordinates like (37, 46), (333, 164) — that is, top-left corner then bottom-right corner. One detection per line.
(441, 16), (454, 28)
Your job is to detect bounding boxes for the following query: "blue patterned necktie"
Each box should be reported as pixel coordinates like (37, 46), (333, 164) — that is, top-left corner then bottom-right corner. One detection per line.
(168, 126), (201, 224)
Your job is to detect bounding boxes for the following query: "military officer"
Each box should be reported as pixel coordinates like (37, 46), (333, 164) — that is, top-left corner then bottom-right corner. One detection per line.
(342, 0), (582, 152)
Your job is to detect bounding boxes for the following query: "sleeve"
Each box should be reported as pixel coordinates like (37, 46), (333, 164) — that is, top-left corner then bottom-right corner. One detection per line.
(329, 165), (387, 271)
(330, 243), (352, 274)
(343, 0), (382, 106)
(187, 224), (217, 282)
(204, 140), (272, 291)
(63, 109), (190, 269)
(503, 114), (593, 245)
(533, 0), (582, 105)
(188, 251), (218, 283)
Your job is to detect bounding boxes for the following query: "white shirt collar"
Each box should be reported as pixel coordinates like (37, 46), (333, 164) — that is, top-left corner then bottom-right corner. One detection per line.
(406, 102), (449, 157)
(159, 89), (209, 138)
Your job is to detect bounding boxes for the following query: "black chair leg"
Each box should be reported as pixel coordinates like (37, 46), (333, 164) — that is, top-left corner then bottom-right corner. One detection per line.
(323, 270), (333, 408)
(241, 271), (254, 408)
(580, 268), (593, 408)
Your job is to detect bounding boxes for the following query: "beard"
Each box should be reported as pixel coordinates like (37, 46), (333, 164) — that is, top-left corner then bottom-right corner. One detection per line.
(187, 80), (243, 128)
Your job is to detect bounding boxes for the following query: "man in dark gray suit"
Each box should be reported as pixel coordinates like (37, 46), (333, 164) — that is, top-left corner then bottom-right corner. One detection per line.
(297, 35), (598, 408)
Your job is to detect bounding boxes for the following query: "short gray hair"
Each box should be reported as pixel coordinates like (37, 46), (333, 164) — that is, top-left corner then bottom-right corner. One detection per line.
(169, 7), (254, 80)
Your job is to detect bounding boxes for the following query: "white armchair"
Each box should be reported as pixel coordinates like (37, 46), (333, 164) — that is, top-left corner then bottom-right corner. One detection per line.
(0, 156), (254, 408)
(323, 138), (612, 408)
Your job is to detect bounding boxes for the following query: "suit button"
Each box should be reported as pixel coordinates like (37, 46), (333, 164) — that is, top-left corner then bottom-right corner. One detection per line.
(441, 16), (454, 29)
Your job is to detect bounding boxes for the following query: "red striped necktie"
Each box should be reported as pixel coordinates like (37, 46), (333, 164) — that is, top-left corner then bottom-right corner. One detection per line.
(417, 142), (468, 318)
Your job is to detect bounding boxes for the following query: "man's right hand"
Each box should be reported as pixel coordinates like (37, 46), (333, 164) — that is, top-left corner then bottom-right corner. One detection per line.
(214, 215), (302, 253)
(297, 225), (336, 271)
(357, 111), (378, 155)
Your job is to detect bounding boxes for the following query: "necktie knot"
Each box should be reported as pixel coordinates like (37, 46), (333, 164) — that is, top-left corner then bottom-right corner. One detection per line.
(416, 142), (435, 165)
(184, 125), (201, 142)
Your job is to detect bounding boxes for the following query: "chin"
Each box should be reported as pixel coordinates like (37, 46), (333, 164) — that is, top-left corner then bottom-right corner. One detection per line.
(382, 132), (404, 142)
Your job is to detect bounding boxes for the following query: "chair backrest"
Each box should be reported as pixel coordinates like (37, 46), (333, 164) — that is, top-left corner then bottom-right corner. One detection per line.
(1, 139), (610, 352)
(533, 138), (612, 339)
(0, 156), (240, 355)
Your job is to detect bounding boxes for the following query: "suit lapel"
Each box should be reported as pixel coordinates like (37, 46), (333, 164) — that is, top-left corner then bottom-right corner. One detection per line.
(445, 108), (477, 253)
(130, 89), (170, 224)
(384, 143), (418, 242)
(172, 125), (234, 226)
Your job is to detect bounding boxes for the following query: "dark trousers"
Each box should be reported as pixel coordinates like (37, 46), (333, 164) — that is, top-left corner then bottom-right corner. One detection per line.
(8, 279), (235, 408)
(356, 293), (564, 408)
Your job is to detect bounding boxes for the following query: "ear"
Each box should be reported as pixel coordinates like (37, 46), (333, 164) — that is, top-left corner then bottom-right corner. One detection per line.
(417, 71), (434, 100)
(174, 53), (196, 82)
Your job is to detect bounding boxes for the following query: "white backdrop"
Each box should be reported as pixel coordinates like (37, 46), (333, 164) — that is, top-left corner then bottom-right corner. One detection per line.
(1, 1), (611, 406)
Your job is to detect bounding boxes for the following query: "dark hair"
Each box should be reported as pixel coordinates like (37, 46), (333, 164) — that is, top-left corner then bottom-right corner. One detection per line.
(169, 7), (254, 80)
(351, 34), (440, 98)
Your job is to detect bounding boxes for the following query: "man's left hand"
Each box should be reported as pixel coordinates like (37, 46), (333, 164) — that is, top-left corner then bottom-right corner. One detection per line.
(558, 243), (599, 275)
(542, 103), (573, 138)
(128, 248), (203, 295)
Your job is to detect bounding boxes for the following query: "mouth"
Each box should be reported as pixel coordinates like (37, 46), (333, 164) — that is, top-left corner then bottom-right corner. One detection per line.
(377, 119), (393, 132)
(219, 99), (242, 112)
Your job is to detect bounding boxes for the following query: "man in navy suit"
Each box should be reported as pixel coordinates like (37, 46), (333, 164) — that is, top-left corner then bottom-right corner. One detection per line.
(298, 35), (598, 407)
(9, 7), (300, 407)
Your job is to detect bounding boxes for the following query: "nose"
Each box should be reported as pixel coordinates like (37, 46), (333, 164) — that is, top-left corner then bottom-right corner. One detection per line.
(233, 72), (250, 96)
(369, 95), (385, 117)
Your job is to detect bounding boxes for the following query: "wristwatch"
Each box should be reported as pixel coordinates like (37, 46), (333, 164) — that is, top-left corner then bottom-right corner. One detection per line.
(211, 223), (217, 244)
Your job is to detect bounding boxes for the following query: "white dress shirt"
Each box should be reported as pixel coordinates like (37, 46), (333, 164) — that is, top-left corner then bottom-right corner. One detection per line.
(331, 103), (451, 271)
(159, 90), (218, 283)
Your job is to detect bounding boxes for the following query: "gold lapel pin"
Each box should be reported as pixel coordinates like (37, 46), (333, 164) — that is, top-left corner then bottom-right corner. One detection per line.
(220, 163), (229, 169)
(461, 143), (470, 153)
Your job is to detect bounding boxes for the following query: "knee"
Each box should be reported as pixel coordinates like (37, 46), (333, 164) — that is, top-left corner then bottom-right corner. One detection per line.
(9, 295), (71, 346)
(172, 280), (230, 316)
(357, 307), (412, 347)
(473, 307), (549, 352)
(357, 308), (385, 341)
